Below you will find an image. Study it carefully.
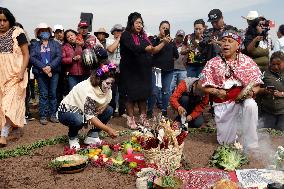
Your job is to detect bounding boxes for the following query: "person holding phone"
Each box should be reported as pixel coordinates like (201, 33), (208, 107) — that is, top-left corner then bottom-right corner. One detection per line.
(260, 51), (284, 131)
(147, 21), (179, 118)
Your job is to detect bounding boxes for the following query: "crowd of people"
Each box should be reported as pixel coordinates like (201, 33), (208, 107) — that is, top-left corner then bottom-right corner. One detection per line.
(0, 7), (283, 150)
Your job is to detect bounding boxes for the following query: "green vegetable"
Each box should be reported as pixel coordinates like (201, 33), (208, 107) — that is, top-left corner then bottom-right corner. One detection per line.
(209, 145), (248, 171)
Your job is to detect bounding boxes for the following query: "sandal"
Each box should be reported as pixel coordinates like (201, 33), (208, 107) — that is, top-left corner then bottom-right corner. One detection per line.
(139, 114), (150, 127)
(127, 116), (138, 130)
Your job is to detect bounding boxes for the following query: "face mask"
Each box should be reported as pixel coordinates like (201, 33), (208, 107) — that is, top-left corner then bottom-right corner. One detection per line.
(101, 78), (114, 93)
(40, 32), (50, 40)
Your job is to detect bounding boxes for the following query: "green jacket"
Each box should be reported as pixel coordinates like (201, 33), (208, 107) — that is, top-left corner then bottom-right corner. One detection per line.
(248, 47), (269, 73)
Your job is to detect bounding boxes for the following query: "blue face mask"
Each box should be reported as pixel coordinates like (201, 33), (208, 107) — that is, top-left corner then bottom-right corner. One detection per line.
(39, 32), (50, 40)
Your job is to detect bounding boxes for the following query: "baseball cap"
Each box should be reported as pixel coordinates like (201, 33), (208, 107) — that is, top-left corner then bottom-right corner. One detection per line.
(110, 24), (124, 35)
(207, 9), (223, 22)
(78, 21), (89, 28)
(176, 29), (185, 37)
(53, 24), (64, 32)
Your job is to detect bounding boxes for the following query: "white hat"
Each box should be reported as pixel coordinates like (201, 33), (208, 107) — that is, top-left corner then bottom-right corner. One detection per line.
(242, 11), (259, 21)
(53, 24), (64, 31)
(34, 23), (52, 38)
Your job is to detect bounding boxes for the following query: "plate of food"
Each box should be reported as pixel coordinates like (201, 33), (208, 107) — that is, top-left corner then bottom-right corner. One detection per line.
(235, 81), (255, 103)
(49, 154), (88, 174)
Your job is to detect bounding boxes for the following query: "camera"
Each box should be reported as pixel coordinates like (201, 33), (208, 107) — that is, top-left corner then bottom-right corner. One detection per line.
(164, 29), (170, 36)
(259, 20), (271, 38)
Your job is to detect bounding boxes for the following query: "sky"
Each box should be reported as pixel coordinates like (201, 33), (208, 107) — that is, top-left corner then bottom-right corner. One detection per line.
(1, 0), (284, 41)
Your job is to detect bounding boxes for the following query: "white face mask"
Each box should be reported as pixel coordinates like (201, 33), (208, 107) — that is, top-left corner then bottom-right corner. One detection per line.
(101, 78), (114, 93)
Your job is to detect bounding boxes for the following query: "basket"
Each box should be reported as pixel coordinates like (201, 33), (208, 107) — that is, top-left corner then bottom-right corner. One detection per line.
(142, 130), (184, 170)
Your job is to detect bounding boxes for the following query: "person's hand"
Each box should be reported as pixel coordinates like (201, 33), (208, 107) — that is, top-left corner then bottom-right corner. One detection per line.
(45, 66), (51, 73)
(73, 55), (81, 61)
(47, 72), (52, 77)
(212, 88), (227, 99)
(254, 36), (263, 42)
(177, 106), (187, 116)
(186, 115), (192, 122)
(107, 128), (118, 138)
(273, 90), (284, 98)
(162, 36), (172, 44)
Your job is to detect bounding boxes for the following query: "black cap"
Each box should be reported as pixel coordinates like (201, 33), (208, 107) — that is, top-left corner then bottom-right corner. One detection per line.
(207, 9), (223, 22)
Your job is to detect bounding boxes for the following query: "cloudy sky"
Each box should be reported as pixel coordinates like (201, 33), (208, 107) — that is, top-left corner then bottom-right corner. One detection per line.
(2, 0), (284, 40)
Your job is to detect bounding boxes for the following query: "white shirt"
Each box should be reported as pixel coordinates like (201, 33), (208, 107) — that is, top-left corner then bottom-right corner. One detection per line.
(106, 38), (121, 66)
(274, 36), (284, 53)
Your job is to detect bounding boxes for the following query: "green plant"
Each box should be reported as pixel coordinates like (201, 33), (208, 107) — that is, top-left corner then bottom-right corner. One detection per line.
(48, 160), (71, 169)
(0, 135), (67, 160)
(209, 145), (248, 171)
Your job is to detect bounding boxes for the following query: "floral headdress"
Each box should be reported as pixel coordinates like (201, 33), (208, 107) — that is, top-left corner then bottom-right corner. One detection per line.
(96, 63), (116, 77)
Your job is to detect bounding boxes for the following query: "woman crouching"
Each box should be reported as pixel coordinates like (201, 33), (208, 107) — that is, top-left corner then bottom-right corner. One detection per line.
(58, 63), (118, 149)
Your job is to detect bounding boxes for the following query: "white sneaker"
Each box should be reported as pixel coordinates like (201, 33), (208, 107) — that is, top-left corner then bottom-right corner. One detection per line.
(69, 138), (80, 150)
(84, 136), (102, 145)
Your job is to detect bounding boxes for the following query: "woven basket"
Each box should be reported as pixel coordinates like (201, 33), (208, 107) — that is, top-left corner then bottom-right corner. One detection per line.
(143, 129), (184, 170)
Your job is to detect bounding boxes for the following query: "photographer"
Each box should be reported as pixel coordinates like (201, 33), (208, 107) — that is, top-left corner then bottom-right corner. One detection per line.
(199, 9), (237, 63)
(243, 17), (270, 72)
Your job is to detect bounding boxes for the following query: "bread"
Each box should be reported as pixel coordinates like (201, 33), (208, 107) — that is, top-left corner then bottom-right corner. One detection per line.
(212, 179), (238, 189)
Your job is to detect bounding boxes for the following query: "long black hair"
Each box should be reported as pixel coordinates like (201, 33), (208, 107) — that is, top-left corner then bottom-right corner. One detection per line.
(0, 7), (16, 28)
(125, 12), (144, 33)
(245, 17), (267, 38)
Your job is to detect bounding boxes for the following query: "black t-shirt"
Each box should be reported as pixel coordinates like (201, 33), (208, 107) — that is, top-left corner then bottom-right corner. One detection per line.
(16, 33), (28, 46)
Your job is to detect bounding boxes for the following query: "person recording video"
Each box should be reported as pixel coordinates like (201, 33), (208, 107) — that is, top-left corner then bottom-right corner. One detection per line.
(243, 17), (271, 72)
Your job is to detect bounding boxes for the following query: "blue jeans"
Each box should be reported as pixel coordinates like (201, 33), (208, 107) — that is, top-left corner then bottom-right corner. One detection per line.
(58, 106), (113, 138)
(67, 75), (89, 91)
(170, 69), (187, 92)
(36, 72), (59, 118)
(186, 65), (203, 78)
(148, 70), (173, 113)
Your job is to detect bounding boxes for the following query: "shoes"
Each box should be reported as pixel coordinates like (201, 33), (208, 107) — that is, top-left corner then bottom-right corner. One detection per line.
(140, 114), (150, 127)
(25, 114), (35, 121)
(50, 116), (59, 123)
(84, 136), (102, 145)
(69, 137), (80, 150)
(39, 117), (48, 125)
(126, 116), (138, 130)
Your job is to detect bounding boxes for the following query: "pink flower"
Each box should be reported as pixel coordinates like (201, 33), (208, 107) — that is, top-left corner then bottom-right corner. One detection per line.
(113, 144), (121, 152)
(101, 65), (109, 73)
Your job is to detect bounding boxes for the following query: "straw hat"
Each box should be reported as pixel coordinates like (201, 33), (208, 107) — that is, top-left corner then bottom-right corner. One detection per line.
(34, 23), (52, 38)
(94, 28), (109, 38)
(242, 11), (259, 21)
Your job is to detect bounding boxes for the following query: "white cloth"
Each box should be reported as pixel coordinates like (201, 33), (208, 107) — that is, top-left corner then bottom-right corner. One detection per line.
(106, 38), (121, 66)
(214, 98), (259, 149)
(59, 78), (112, 121)
(273, 36), (284, 53)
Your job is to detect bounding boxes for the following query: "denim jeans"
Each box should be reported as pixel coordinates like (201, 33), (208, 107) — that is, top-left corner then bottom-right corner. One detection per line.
(148, 69), (173, 113)
(58, 106), (113, 138)
(170, 69), (187, 92)
(36, 72), (59, 118)
(175, 94), (204, 128)
(67, 75), (89, 91)
(186, 65), (203, 78)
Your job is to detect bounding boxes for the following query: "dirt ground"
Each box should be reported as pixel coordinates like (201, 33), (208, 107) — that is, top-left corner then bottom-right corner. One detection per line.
(0, 109), (283, 189)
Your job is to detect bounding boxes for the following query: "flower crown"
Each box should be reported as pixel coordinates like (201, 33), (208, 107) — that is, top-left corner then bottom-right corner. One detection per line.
(96, 63), (116, 77)
(222, 31), (241, 44)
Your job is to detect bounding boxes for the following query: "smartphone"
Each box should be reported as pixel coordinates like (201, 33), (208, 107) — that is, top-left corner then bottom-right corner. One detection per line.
(164, 29), (170, 36)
